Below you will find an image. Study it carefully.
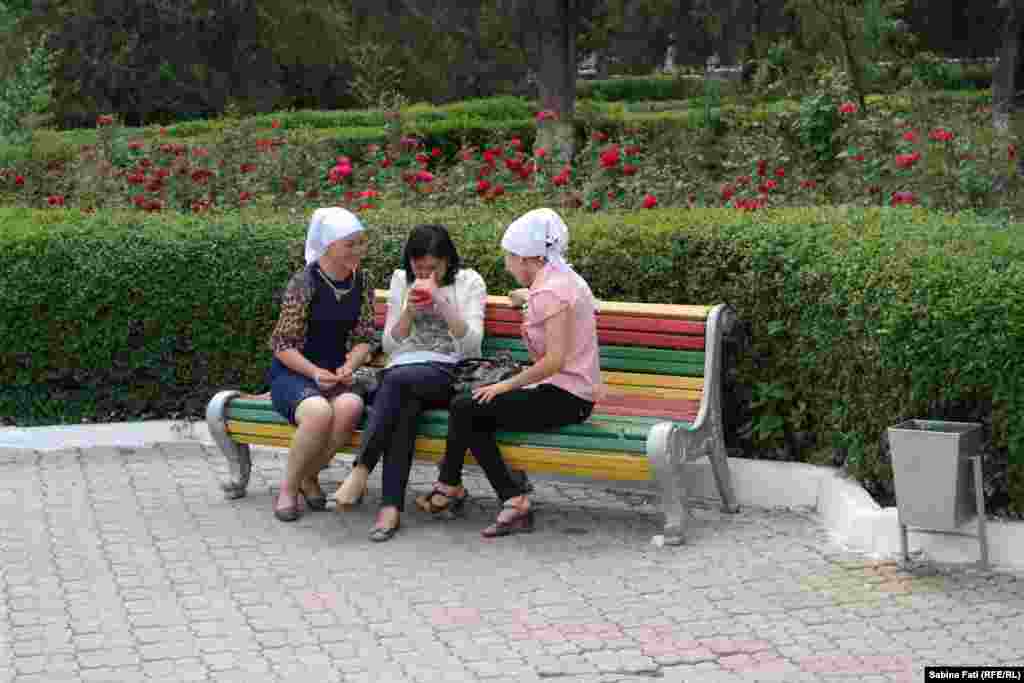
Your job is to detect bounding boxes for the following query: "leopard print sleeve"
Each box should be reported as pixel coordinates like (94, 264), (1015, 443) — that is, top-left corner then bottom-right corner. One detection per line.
(269, 269), (313, 354)
(347, 266), (380, 352)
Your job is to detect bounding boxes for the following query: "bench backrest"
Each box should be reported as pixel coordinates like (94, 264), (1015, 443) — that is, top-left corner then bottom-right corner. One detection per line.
(372, 290), (710, 424)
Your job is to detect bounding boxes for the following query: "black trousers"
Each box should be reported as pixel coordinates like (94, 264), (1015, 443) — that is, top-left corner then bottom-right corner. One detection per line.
(438, 384), (593, 502)
(355, 363), (454, 510)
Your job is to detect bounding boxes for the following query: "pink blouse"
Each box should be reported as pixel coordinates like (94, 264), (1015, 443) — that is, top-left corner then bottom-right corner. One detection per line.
(522, 265), (603, 403)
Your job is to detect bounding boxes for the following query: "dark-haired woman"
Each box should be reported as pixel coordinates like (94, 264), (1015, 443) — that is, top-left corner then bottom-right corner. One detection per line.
(334, 224), (486, 541)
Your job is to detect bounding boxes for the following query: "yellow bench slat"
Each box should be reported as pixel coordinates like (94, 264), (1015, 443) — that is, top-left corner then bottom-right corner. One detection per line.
(602, 372), (703, 391)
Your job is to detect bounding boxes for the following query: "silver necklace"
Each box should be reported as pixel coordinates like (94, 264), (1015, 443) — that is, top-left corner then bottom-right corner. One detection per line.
(318, 266), (356, 302)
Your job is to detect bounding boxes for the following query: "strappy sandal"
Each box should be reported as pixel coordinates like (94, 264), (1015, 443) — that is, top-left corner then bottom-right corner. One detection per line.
(481, 499), (534, 538)
(414, 483), (468, 518)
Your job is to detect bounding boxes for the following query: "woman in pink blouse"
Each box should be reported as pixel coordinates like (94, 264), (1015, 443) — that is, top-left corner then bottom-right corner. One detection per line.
(417, 208), (602, 537)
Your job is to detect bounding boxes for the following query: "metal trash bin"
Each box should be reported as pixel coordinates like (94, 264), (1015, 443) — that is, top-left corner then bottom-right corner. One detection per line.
(886, 419), (988, 569)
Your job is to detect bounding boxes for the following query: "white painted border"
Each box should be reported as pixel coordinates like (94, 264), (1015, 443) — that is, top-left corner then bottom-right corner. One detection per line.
(2, 422), (1022, 570)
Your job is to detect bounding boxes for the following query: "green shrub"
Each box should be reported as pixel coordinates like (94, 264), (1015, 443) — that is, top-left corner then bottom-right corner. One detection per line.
(2, 205), (1022, 516)
(576, 76), (690, 103)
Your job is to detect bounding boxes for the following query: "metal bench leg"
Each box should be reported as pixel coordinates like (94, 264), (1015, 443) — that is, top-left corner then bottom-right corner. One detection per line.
(206, 390), (252, 500)
(647, 422), (689, 546)
(709, 443), (740, 513)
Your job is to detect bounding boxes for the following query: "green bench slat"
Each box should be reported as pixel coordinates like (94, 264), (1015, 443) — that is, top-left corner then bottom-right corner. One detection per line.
(225, 403), (685, 454)
(482, 339), (705, 377)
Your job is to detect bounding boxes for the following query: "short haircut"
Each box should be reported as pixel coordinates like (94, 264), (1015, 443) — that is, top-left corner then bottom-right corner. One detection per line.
(402, 224), (461, 286)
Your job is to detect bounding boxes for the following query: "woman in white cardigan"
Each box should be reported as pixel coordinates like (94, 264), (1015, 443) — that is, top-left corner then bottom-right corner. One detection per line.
(334, 224), (487, 541)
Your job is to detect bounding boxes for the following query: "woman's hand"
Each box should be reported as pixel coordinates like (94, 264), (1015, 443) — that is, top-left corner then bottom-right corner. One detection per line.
(508, 288), (529, 308)
(313, 368), (341, 391)
(472, 381), (513, 404)
(334, 364), (354, 385)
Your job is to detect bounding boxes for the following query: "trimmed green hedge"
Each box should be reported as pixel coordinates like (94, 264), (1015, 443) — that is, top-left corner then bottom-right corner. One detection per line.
(2, 205), (1021, 514)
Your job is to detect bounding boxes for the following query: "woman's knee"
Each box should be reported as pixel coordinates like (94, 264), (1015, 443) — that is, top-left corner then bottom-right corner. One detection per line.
(330, 393), (364, 428)
(295, 396), (333, 430)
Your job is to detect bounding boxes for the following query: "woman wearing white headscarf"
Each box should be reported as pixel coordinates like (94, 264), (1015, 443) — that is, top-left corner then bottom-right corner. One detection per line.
(417, 208), (602, 537)
(266, 207), (377, 522)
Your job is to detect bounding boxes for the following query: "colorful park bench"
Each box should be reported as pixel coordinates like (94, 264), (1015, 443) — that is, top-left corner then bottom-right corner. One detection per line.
(206, 291), (740, 545)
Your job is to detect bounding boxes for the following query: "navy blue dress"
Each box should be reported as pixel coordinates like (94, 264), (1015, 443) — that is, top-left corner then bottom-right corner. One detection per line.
(269, 265), (364, 425)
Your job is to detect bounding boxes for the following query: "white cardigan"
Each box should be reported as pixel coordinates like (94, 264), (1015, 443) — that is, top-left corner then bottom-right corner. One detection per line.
(381, 268), (487, 361)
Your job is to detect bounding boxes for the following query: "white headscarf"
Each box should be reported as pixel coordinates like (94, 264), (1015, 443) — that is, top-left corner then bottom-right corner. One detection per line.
(501, 208), (599, 310)
(304, 207), (365, 265)
(501, 207), (571, 272)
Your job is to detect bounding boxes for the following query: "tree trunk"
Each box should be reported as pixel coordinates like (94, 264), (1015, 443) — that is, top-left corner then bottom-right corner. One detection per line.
(533, 0), (576, 162)
(993, 0), (1022, 135)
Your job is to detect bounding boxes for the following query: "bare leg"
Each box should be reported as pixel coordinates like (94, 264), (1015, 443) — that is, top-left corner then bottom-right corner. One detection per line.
(302, 393), (363, 497)
(281, 397), (333, 503)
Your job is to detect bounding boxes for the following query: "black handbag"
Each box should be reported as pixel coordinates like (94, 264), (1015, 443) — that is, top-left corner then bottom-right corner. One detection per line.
(451, 351), (527, 394)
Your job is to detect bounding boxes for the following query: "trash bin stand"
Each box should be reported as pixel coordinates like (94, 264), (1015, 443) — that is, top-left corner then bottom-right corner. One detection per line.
(898, 454), (989, 570)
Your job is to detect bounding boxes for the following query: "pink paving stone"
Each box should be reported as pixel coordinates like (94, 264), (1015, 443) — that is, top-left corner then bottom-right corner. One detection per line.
(798, 655), (871, 673)
(430, 607), (482, 626)
(703, 638), (773, 655)
(510, 608), (531, 623)
(301, 592), (338, 610)
(528, 627), (566, 642)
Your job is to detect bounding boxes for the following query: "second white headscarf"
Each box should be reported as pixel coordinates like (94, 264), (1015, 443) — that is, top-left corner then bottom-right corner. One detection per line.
(500, 207), (571, 272)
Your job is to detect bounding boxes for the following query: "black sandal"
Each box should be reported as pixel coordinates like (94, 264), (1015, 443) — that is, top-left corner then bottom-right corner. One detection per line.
(415, 483), (468, 518)
(481, 500), (534, 538)
(368, 509), (401, 542)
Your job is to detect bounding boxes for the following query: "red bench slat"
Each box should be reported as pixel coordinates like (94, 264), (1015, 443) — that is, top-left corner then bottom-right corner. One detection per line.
(594, 394), (699, 421)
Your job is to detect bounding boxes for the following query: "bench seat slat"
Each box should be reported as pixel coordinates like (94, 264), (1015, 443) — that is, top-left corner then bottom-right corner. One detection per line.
(227, 425), (655, 480)
(227, 419), (649, 455)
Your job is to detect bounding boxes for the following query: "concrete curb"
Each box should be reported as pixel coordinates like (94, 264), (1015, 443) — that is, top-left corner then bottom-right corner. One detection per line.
(3, 420), (1022, 570)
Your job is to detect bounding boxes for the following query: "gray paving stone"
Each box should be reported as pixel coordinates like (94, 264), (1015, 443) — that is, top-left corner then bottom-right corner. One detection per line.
(2, 444), (1022, 683)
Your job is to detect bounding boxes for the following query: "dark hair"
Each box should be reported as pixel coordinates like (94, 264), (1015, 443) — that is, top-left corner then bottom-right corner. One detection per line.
(402, 224), (461, 286)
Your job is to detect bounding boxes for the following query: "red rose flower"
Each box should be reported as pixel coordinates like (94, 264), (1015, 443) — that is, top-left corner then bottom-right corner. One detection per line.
(590, 199), (601, 210)
(477, 179), (491, 194)
(47, 195), (65, 207)
(642, 194), (658, 209)
(96, 115), (114, 127)
(535, 147), (548, 159)
(774, 167), (785, 178)
(622, 164), (638, 176)
(15, 175), (25, 186)
(431, 147), (442, 158)
(720, 184), (735, 202)
(902, 130), (918, 142)
(599, 145), (620, 169)
(271, 119), (281, 129)
(415, 170), (434, 183)
(838, 101), (858, 115)
(756, 159), (767, 176)
(929, 128), (954, 142)
(801, 179), (817, 190)
(592, 131), (608, 142)
(890, 190), (916, 206)
(895, 152), (921, 169)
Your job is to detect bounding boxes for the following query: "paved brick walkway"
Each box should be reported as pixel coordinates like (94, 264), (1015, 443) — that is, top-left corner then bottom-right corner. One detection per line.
(0, 443), (1021, 683)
